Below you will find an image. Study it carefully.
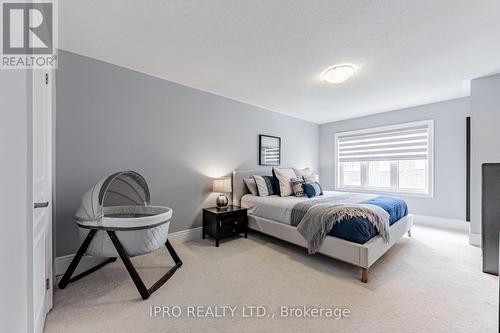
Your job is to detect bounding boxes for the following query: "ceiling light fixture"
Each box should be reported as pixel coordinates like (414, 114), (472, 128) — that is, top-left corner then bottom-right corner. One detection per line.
(321, 63), (358, 84)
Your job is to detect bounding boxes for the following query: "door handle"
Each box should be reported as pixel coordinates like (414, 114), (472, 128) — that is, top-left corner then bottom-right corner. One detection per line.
(34, 201), (49, 209)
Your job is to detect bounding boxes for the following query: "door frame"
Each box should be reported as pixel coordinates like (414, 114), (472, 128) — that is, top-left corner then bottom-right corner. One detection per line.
(26, 68), (35, 333)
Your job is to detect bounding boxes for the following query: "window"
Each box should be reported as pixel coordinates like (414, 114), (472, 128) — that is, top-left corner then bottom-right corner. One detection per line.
(335, 120), (433, 196)
(399, 160), (426, 190)
(342, 162), (361, 186)
(368, 161), (391, 188)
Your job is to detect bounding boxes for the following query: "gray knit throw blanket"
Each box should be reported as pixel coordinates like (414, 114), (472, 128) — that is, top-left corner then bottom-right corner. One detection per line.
(292, 200), (390, 254)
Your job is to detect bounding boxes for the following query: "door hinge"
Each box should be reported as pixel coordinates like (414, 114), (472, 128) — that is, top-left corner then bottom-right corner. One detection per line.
(45, 278), (50, 290)
(45, 73), (49, 85)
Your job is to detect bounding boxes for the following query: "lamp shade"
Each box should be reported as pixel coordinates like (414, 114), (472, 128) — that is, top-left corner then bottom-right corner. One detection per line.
(213, 177), (232, 193)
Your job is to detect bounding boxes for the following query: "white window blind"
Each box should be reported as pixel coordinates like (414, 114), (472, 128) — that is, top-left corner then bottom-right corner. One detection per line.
(337, 124), (430, 163)
(335, 120), (434, 197)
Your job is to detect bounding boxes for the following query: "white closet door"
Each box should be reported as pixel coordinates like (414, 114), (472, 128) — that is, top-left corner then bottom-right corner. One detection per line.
(32, 69), (53, 333)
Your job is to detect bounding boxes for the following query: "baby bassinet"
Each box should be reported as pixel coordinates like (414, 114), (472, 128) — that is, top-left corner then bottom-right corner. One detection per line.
(58, 171), (182, 300)
(75, 170), (171, 257)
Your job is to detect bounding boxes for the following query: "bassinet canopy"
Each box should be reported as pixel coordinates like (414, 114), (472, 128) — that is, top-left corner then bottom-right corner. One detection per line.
(76, 170), (151, 222)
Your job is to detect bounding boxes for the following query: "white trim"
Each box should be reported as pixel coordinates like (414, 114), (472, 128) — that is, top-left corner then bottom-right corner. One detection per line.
(469, 233), (481, 248)
(55, 254), (108, 277)
(55, 227), (203, 276)
(168, 226), (203, 243)
(334, 119), (434, 197)
(335, 186), (433, 198)
(412, 214), (468, 232)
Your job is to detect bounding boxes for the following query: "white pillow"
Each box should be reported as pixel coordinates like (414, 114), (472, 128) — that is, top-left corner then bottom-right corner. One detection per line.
(294, 167), (313, 178)
(252, 175), (270, 197)
(291, 178), (305, 197)
(243, 178), (258, 196)
(273, 167), (297, 197)
(303, 174), (319, 184)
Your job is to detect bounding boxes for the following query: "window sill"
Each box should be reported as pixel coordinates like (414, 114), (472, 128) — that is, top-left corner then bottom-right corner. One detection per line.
(334, 186), (434, 198)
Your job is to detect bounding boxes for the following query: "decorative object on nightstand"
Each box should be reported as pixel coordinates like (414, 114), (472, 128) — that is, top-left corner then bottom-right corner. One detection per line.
(203, 206), (247, 247)
(213, 177), (232, 209)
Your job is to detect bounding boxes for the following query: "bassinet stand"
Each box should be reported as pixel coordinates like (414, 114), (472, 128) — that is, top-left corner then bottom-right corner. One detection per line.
(58, 223), (183, 300)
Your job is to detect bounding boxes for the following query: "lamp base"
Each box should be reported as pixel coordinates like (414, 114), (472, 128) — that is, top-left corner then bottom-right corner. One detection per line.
(216, 194), (229, 209)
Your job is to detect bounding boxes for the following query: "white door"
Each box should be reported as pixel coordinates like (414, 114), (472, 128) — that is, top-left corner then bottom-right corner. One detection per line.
(32, 69), (53, 333)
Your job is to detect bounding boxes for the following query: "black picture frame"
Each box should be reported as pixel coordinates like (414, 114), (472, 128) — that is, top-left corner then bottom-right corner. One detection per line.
(259, 134), (281, 166)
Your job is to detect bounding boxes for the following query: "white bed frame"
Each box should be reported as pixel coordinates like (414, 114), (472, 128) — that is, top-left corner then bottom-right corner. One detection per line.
(233, 170), (413, 283)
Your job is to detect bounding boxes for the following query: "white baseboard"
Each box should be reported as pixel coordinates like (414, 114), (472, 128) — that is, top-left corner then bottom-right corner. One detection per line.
(55, 226), (203, 276)
(55, 254), (109, 277)
(413, 215), (482, 248)
(168, 226), (203, 243)
(469, 233), (481, 248)
(412, 214), (468, 232)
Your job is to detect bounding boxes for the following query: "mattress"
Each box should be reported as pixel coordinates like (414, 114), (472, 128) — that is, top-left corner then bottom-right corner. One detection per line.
(241, 191), (408, 244)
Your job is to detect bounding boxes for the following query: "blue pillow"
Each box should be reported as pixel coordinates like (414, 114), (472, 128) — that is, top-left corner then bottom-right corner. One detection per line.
(269, 175), (281, 195)
(303, 182), (322, 198)
(262, 176), (279, 195)
(271, 170), (281, 195)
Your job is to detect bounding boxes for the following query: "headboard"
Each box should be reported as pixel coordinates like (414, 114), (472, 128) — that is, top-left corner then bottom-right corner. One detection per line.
(232, 169), (271, 206)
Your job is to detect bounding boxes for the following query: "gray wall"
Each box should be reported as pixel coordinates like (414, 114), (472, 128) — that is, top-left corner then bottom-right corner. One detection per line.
(319, 98), (470, 221)
(470, 73), (500, 239)
(0, 71), (30, 332)
(56, 50), (319, 256)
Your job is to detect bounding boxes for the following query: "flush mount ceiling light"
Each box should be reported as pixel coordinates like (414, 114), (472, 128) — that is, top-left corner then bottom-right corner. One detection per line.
(321, 64), (358, 84)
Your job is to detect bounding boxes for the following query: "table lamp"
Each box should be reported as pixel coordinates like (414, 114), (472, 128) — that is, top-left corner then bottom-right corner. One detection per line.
(213, 177), (232, 209)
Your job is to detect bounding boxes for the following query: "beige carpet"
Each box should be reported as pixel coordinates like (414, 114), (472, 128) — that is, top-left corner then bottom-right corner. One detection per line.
(45, 225), (497, 333)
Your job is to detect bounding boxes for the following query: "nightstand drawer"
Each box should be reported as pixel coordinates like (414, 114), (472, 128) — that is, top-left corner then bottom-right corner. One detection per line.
(218, 211), (245, 220)
(218, 216), (247, 232)
(218, 225), (246, 238)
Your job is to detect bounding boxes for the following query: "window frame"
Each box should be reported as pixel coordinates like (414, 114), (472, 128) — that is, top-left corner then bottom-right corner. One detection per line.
(334, 120), (434, 198)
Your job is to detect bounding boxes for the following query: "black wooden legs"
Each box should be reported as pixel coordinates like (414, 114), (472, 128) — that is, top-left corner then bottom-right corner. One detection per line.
(165, 238), (182, 266)
(58, 229), (183, 300)
(58, 230), (116, 289)
(106, 230), (149, 299)
(106, 231), (183, 299)
(149, 239), (183, 296)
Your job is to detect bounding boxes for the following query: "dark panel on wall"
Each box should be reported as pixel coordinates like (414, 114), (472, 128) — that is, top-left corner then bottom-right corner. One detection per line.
(466, 117), (470, 222)
(481, 163), (500, 275)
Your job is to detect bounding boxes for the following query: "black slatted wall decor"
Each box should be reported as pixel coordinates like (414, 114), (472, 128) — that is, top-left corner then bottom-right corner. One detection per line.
(466, 117), (471, 222)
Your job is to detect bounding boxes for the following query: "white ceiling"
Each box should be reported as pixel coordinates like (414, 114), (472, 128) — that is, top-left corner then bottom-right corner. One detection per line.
(60, 0), (500, 124)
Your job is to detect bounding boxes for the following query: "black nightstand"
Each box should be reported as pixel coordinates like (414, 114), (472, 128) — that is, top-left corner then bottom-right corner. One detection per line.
(202, 206), (248, 247)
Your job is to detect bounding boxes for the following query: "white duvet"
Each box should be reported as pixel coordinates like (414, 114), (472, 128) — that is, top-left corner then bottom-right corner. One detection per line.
(241, 191), (378, 225)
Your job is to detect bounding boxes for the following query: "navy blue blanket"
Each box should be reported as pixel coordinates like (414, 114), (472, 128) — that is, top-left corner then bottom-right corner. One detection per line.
(328, 196), (408, 244)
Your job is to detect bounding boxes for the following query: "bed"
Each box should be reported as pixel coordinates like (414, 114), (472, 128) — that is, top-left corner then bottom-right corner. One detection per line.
(233, 169), (413, 283)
